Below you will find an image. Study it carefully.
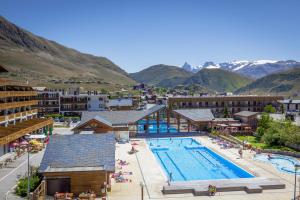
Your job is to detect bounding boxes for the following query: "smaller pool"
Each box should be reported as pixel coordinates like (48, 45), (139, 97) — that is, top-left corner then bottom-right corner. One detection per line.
(254, 154), (300, 174)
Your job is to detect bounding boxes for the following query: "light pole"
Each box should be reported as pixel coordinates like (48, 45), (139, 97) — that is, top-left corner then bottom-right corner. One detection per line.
(25, 134), (30, 200)
(294, 164), (300, 200)
(140, 182), (145, 200)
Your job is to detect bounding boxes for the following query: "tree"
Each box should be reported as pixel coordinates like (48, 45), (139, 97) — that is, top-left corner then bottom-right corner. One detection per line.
(256, 113), (272, 140)
(280, 104), (285, 114)
(264, 105), (276, 113)
(223, 106), (229, 118)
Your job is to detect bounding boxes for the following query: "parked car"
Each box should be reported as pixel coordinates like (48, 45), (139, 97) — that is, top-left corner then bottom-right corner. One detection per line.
(54, 118), (60, 122)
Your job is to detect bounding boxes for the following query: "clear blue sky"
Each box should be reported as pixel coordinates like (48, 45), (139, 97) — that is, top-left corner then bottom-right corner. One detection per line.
(1, 0), (300, 72)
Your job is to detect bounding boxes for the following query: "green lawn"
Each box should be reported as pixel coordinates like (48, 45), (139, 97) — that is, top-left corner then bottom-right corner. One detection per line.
(234, 135), (298, 153)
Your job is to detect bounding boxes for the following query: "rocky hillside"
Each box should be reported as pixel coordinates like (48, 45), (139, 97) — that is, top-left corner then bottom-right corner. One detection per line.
(0, 16), (135, 90)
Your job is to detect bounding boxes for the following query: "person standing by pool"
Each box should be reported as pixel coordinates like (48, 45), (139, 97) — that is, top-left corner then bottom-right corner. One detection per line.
(238, 148), (243, 158)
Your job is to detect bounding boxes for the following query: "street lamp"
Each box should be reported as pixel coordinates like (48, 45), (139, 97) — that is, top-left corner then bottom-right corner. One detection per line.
(294, 164), (300, 200)
(24, 134), (31, 200)
(140, 182), (145, 200)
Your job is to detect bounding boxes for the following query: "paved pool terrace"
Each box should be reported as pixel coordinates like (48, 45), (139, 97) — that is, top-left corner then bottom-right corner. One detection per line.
(110, 136), (294, 200)
(147, 138), (285, 196)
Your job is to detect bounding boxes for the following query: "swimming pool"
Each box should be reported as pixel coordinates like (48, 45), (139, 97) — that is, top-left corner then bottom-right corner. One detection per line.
(138, 120), (177, 134)
(254, 154), (300, 174)
(148, 138), (254, 181)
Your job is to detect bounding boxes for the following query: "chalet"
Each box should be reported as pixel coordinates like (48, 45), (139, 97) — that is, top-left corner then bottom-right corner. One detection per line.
(39, 134), (115, 197)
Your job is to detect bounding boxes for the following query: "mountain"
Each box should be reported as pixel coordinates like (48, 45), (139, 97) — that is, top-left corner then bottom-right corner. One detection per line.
(130, 64), (193, 86)
(181, 62), (200, 73)
(131, 64), (253, 92)
(235, 67), (300, 96)
(0, 16), (135, 90)
(181, 60), (300, 79)
(184, 68), (253, 92)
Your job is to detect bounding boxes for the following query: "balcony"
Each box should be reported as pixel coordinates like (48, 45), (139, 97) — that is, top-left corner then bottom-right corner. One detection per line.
(0, 118), (53, 145)
(0, 100), (38, 110)
(0, 91), (37, 98)
(0, 109), (38, 123)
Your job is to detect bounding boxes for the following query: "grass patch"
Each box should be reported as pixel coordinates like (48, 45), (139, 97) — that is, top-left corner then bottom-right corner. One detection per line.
(234, 135), (298, 153)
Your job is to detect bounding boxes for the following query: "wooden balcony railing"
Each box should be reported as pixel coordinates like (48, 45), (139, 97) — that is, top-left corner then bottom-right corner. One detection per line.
(0, 91), (37, 98)
(0, 118), (53, 145)
(0, 100), (38, 110)
(0, 109), (38, 123)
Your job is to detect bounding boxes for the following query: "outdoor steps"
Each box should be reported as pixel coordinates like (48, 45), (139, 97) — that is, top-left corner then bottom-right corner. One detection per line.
(162, 177), (285, 196)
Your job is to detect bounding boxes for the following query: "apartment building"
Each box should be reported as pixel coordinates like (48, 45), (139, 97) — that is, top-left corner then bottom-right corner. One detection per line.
(34, 87), (60, 116)
(0, 73), (53, 157)
(34, 88), (109, 116)
(168, 95), (284, 117)
(60, 93), (108, 116)
(279, 99), (300, 112)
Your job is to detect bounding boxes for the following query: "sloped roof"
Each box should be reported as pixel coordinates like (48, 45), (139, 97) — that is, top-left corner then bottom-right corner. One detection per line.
(107, 99), (133, 107)
(173, 109), (214, 122)
(0, 65), (8, 73)
(39, 134), (115, 173)
(76, 105), (165, 128)
(234, 111), (258, 117)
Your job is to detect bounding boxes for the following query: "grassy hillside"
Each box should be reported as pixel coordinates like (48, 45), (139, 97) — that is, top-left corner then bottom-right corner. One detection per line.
(0, 16), (135, 90)
(184, 68), (253, 92)
(130, 64), (193, 86)
(235, 67), (300, 96)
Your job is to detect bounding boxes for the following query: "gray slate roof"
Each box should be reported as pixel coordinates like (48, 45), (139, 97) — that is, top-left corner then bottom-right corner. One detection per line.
(234, 111), (258, 117)
(279, 99), (300, 104)
(173, 109), (214, 122)
(107, 99), (133, 107)
(77, 105), (165, 127)
(39, 134), (115, 173)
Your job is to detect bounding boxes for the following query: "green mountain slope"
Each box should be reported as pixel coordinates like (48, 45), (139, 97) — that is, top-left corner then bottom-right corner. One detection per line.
(183, 68), (253, 92)
(235, 67), (300, 96)
(0, 16), (135, 90)
(130, 64), (193, 86)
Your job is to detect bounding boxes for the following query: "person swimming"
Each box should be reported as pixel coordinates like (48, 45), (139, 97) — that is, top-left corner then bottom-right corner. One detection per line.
(267, 154), (272, 160)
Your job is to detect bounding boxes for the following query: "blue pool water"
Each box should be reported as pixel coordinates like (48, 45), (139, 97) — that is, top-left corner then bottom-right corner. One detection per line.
(138, 120), (177, 134)
(254, 154), (300, 174)
(148, 138), (254, 181)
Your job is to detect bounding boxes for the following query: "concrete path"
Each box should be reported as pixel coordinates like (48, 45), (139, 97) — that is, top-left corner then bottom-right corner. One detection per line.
(0, 150), (45, 200)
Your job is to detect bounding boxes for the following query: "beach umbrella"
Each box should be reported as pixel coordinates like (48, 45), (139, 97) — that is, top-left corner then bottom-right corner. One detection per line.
(11, 142), (19, 147)
(20, 141), (28, 146)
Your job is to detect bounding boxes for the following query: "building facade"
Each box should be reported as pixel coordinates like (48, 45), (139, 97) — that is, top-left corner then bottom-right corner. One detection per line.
(34, 88), (109, 116)
(279, 99), (300, 113)
(60, 94), (108, 115)
(0, 78), (53, 157)
(34, 87), (60, 116)
(168, 95), (284, 117)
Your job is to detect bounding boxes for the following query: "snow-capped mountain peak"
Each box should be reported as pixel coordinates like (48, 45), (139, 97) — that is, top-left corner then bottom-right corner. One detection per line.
(181, 62), (201, 73)
(181, 59), (299, 79)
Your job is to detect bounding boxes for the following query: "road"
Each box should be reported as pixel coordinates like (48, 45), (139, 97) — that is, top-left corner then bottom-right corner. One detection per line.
(0, 150), (45, 200)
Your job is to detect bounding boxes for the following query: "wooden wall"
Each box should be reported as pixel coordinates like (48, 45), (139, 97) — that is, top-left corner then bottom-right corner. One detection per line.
(43, 171), (109, 196)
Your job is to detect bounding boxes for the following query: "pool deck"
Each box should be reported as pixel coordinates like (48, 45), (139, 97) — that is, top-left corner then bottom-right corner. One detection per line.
(163, 177), (285, 195)
(108, 136), (297, 200)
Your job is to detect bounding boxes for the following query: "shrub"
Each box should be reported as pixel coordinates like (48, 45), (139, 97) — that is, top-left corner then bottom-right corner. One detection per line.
(15, 175), (41, 197)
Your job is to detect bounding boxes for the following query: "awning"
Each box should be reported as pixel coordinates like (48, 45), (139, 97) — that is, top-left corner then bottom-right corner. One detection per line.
(29, 135), (47, 139)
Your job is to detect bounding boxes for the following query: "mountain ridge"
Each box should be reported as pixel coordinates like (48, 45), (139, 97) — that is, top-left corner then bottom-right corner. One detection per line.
(235, 66), (300, 96)
(0, 16), (135, 90)
(181, 60), (300, 79)
(130, 64), (252, 92)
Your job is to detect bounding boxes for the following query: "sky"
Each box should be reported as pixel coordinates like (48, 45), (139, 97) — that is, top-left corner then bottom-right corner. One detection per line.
(1, 0), (300, 73)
